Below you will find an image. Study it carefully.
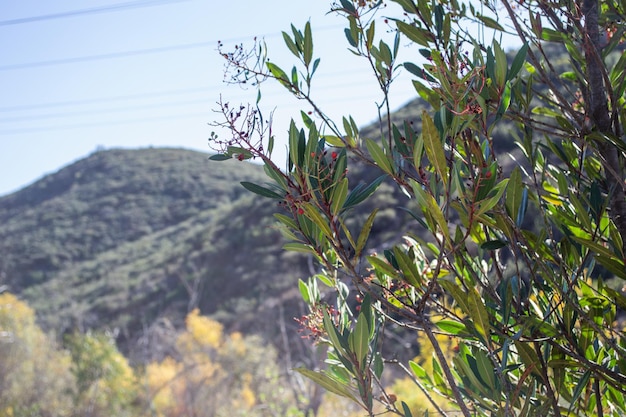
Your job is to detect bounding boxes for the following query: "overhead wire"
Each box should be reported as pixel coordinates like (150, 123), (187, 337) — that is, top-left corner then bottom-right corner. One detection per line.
(0, 2), (410, 135)
(0, 66), (381, 113)
(0, 0), (190, 26)
(0, 24), (343, 71)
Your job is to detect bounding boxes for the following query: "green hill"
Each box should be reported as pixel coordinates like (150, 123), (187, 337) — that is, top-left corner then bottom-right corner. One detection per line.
(0, 148), (315, 359)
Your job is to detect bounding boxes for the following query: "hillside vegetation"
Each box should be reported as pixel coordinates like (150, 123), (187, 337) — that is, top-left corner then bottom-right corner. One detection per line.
(0, 148), (314, 357)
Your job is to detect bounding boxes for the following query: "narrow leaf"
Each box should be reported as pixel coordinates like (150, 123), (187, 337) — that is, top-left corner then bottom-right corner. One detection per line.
(467, 287), (490, 344)
(355, 209), (378, 257)
(283, 243), (317, 255)
(396, 21), (431, 47)
(304, 21), (313, 67)
(240, 181), (283, 199)
(295, 368), (360, 403)
(366, 138), (395, 175)
(422, 111), (447, 185)
(330, 177), (349, 215)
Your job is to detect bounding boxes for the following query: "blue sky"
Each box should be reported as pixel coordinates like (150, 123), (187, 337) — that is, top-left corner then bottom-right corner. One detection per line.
(0, 0), (415, 196)
(0, 1), (517, 196)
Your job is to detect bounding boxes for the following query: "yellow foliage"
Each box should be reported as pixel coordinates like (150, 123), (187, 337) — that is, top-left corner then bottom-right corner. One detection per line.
(229, 331), (247, 356)
(239, 373), (257, 409)
(183, 308), (223, 349)
(0, 293), (75, 416)
(145, 309), (301, 417)
(146, 357), (185, 416)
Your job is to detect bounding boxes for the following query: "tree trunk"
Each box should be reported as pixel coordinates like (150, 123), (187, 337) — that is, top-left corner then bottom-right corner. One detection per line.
(583, 0), (626, 248)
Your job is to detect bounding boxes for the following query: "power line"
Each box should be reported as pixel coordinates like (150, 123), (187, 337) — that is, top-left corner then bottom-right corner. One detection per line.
(0, 112), (209, 135)
(0, 41), (214, 71)
(0, 24), (342, 71)
(0, 66), (379, 113)
(0, 90), (414, 135)
(0, 87), (214, 112)
(0, 0), (189, 26)
(0, 98), (213, 122)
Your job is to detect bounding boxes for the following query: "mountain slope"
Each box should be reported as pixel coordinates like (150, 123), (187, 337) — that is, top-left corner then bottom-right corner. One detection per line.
(0, 148), (313, 356)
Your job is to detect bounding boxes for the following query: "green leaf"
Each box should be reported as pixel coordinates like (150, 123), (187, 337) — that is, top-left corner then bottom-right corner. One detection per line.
(493, 40), (507, 88)
(570, 236), (619, 260)
(295, 368), (360, 403)
(422, 111), (447, 185)
(475, 13), (504, 31)
(209, 154), (231, 161)
(508, 43), (528, 81)
(274, 213), (298, 229)
(436, 320), (468, 335)
(474, 348), (496, 390)
(304, 21), (313, 67)
(480, 239), (507, 250)
(367, 255), (398, 277)
(514, 341), (541, 377)
(411, 180), (450, 243)
(467, 287), (490, 344)
(298, 279), (310, 303)
(300, 203), (333, 239)
(568, 370), (591, 415)
(373, 351), (383, 379)
(266, 62), (290, 86)
(366, 19), (375, 49)
(343, 175), (386, 211)
(394, 0), (417, 14)
(240, 181), (283, 199)
(396, 21), (431, 47)
(401, 401), (414, 417)
(475, 179), (509, 217)
(323, 310), (348, 356)
(350, 312), (370, 366)
(283, 243), (317, 255)
(569, 192), (593, 232)
(282, 31), (300, 58)
(263, 162), (287, 190)
(505, 167), (523, 221)
(365, 138), (394, 175)
(439, 280), (471, 315)
(393, 246), (421, 287)
(409, 360), (432, 384)
(355, 209), (378, 257)
(324, 135), (346, 147)
(330, 177), (349, 216)
(453, 353), (490, 396)
(412, 79), (440, 108)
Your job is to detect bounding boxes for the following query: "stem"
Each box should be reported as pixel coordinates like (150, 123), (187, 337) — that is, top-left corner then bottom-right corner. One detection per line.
(395, 361), (450, 417)
(533, 341), (562, 417)
(422, 321), (473, 417)
(595, 377), (604, 417)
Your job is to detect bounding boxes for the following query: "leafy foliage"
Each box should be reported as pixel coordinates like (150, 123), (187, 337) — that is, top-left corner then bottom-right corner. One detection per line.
(212, 0), (626, 416)
(0, 294), (324, 417)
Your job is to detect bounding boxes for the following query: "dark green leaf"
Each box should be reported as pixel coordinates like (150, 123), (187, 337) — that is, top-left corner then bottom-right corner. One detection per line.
(343, 175), (386, 210)
(480, 240), (507, 250)
(209, 154), (231, 161)
(240, 182), (283, 199)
